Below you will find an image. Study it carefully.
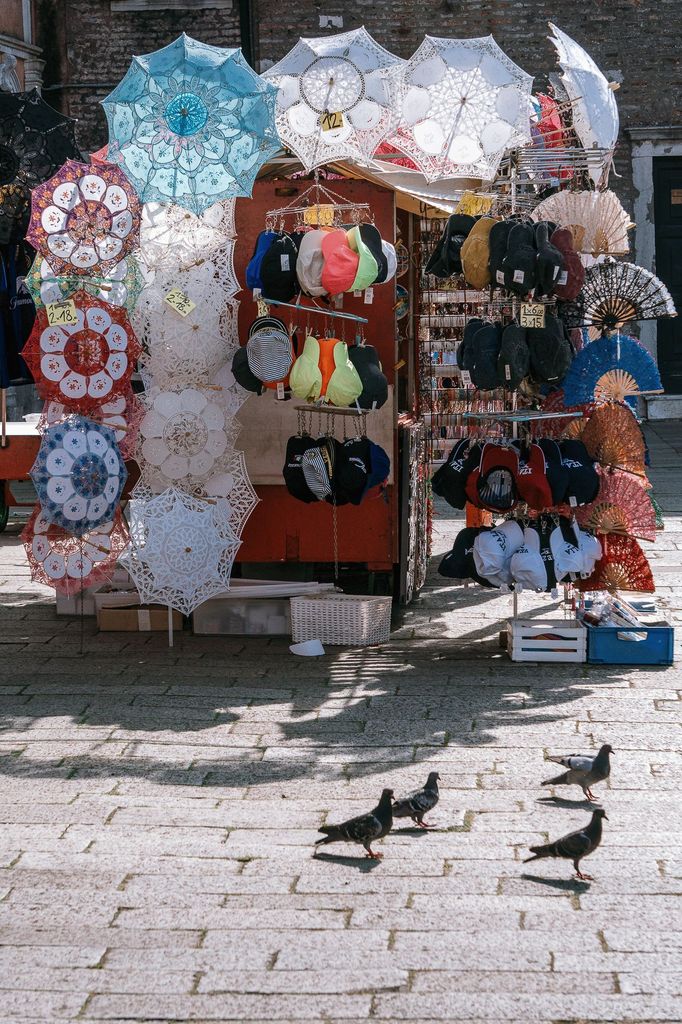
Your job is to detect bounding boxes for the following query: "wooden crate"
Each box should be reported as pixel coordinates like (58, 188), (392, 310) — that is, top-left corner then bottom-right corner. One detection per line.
(507, 618), (586, 663)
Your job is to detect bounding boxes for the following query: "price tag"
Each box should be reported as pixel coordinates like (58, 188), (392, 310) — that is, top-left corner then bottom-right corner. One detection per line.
(46, 299), (78, 327)
(276, 382), (285, 400)
(333, 294), (343, 309)
(353, 289), (362, 298)
(505, 364), (512, 381)
(557, 270), (568, 286)
(456, 191), (493, 217)
(496, 270), (505, 285)
(460, 370), (472, 387)
(321, 110), (344, 132)
(520, 302), (546, 329)
(303, 204), (335, 227)
(513, 269), (525, 285)
(164, 288), (195, 317)
(364, 287), (374, 305)
(280, 253), (290, 271)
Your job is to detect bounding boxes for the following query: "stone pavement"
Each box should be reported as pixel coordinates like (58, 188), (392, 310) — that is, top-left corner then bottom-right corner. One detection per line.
(0, 424), (681, 1022)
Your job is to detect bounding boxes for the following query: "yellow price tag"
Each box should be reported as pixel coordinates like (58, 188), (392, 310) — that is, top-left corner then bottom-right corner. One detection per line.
(456, 191), (493, 217)
(164, 287), (196, 317)
(320, 110), (344, 132)
(46, 299), (78, 327)
(519, 302), (546, 329)
(303, 204), (335, 227)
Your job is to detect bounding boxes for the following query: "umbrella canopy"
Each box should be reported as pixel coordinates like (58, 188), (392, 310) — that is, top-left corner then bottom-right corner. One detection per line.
(21, 506), (130, 597)
(387, 35), (533, 182)
(137, 386), (238, 493)
(0, 88), (80, 189)
(39, 389), (144, 461)
(102, 34), (279, 212)
(202, 449), (259, 535)
(124, 485), (241, 615)
(548, 23), (619, 182)
(23, 291), (141, 412)
(262, 27), (403, 171)
(26, 159), (141, 277)
(139, 198), (235, 271)
(30, 415), (127, 535)
(26, 253), (143, 312)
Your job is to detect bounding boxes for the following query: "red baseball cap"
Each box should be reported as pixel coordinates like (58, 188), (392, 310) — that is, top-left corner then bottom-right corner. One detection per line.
(321, 230), (359, 295)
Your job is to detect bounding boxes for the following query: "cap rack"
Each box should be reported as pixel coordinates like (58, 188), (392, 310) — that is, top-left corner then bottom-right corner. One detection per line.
(265, 169), (372, 232)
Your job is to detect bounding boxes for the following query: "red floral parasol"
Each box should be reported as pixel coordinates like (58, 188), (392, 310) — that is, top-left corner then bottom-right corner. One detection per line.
(23, 290), (141, 412)
(26, 159), (140, 277)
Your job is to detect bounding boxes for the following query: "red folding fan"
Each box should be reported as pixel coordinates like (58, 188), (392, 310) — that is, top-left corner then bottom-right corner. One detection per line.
(574, 534), (655, 593)
(575, 466), (657, 541)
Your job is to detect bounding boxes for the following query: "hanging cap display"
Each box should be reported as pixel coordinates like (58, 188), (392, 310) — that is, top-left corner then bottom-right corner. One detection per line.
(321, 229), (359, 295)
(245, 229), (277, 291)
(260, 234), (299, 302)
(348, 344), (388, 410)
(347, 224), (379, 291)
(296, 229), (328, 297)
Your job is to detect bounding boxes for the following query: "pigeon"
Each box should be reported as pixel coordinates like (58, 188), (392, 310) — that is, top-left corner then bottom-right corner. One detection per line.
(314, 788), (393, 860)
(523, 808), (607, 880)
(392, 772), (440, 828)
(541, 743), (613, 801)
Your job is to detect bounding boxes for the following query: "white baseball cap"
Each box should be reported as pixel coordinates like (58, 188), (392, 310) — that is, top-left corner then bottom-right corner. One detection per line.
(296, 229), (328, 297)
(473, 520), (524, 586)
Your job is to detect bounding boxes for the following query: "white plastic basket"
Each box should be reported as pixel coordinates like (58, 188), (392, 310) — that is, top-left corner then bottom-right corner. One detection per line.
(290, 594), (392, 646)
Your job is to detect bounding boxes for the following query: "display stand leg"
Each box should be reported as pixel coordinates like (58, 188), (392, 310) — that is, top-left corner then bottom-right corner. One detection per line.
(1, 389), (6, 449)
(168, 606), (174, 648)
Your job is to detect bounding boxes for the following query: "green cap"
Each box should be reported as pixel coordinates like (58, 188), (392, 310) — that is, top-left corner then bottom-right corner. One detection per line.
(346, 225), (378, 292)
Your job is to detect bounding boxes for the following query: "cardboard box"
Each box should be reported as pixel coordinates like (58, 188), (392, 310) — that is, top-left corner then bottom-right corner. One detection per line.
(98, 604), (183, 632)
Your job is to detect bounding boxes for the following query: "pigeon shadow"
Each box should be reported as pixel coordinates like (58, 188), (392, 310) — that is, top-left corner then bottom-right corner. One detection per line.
(521, 872), (591, 893)
(391, 826), (437, 836)
(536, 796), (600, 811)
(312, 851), (383, 872)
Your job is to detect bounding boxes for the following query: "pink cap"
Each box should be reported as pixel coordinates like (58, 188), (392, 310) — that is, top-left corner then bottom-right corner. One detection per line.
(321, 230), (359, 295)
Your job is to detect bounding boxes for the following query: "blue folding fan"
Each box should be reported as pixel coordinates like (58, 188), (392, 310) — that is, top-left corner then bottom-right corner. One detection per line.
(561, 333), (662, 404)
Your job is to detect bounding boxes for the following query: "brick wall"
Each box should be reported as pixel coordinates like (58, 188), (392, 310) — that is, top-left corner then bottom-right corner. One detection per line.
(36, 0), (241, 151)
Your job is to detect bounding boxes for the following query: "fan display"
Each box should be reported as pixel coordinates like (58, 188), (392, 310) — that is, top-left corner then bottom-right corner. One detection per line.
(103, 34), (280, 212)
(27, 160), (141, 277)
(39, 390), (144, 461)
(561, 334), (662, 405)
(21, 505), (130, 596)
(0, 89), (80, 189)
(574, 534), (655, 593)
(23, 292), (141, 411)
(137, 387), (238, 492)
(536, 391), (594, 439)
(26, 253), (143, 312)
(575, 466), (657, 542)
(30, 416), (127, 535)
(263, 27), (403, 170)
(139, 198), (236, 271)
(531, 190), (632, 256)
(388, 35), (532, 182)
(123, 485), (242, 615)
(581, 403), (647, 478)
(560, 260), (677, 333)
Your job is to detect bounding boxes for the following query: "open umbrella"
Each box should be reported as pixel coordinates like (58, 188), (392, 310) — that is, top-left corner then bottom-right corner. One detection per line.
(548, 23), (619, 184)
(26, 159), (141, 277)
(262, 27), (403, 171)
(39, 389), (144, 461)
(0, 88), (80, 189)
(123, 485), (241, 615)
(23, 291), (141, 412)
(26, 253), (143, 312)
(30, 415), (127, 535)
(387, 35), (532, 182)
(21, 505), (130, 596)
(202, 449), (259, 535)
(139, 198), (235, 271)
(102, 34), (279, 212)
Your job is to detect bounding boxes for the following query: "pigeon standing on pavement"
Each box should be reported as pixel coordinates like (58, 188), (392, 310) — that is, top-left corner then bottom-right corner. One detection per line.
(392, 772), (440, 828)
(541, 744), (613, 801)
(314, 788), (394, 860)
(523, 808), (608, 881)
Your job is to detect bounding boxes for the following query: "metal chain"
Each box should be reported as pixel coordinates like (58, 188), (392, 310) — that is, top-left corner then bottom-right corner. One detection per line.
(332, 494), (339, 585)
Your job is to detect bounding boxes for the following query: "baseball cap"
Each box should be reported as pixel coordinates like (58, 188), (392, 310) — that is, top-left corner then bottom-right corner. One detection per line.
(321, 230), (359, 295)
(515, 441), (554, 511)
(282, 434), (322, 503)
(536, 437), (569, 506)
(362, 441), (390, 498)
(296, 229), (328, 297)
(246, 325), (294, 383)
(334, 436), (371, 505)
(461, 216), (500, 291)
(527, 312), (573, 383)
(559, 439), (600, 506)
(231, 346), (264, 395)
(377, 240), (397, 284)
(348, 344), (388, 410)
(425, 214), (476, 278)
(457, 317), (485, 373)
(470, 322), (502, 391)
(438, 526), (498, 588)
(549, 516), (584, 581)
(246, 230), (277, 291)
(502, 222), (537, 296)
(358, 224), (386, 282)
(473, 519), (524, 587)
(466, 442), (519, 512)
(347, 224), (379, 291)
(301, 438), (335, 502)
(510, 520), (558, 593)
(497, 322), (530, 389)
(432, 439), (480, 510)
(260, 234), (299, 302)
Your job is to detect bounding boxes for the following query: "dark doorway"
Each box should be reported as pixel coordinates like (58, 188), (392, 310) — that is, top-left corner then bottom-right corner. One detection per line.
(654, 157), (682, 393)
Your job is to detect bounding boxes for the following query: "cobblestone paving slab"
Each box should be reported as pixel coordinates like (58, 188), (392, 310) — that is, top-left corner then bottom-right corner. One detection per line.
(0, 425), (680, 1020)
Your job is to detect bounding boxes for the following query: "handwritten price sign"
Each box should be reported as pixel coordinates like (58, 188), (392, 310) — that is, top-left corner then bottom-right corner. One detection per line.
(320, 110), (344, 132)
(46, 299), (78, 327)
(520, 302), (546, 329)
(164, 288), (196, 317)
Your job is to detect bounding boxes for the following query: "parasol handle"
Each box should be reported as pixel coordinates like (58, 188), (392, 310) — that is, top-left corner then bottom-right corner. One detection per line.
(1, 389), (6, 449)
(168, 605), (174, 648)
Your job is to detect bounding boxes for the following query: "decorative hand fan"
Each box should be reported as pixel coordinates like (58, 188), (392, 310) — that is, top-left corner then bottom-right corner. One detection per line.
(21, 506), (129, 596)
(561, 334), (662, 404)
(560, 259), (676, 332)
(581, 403), (647, 477)
(573, 534), (655, 593)
(649, 493), (664, 530)
(531, 190), (632, 255)
(536, 390), (594, 439)
(575, 466), (656, 541)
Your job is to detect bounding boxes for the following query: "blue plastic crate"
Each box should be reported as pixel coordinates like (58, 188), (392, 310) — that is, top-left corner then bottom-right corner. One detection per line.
(586, 621), (674, 665)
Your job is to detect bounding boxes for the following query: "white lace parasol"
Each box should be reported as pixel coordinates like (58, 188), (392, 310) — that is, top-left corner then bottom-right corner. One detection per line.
(139, 199), (236, 271)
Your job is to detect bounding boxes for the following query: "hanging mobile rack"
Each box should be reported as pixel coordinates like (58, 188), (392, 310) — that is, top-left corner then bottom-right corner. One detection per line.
(259, 295), (368, 325)
(265, 169), (372, 232)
